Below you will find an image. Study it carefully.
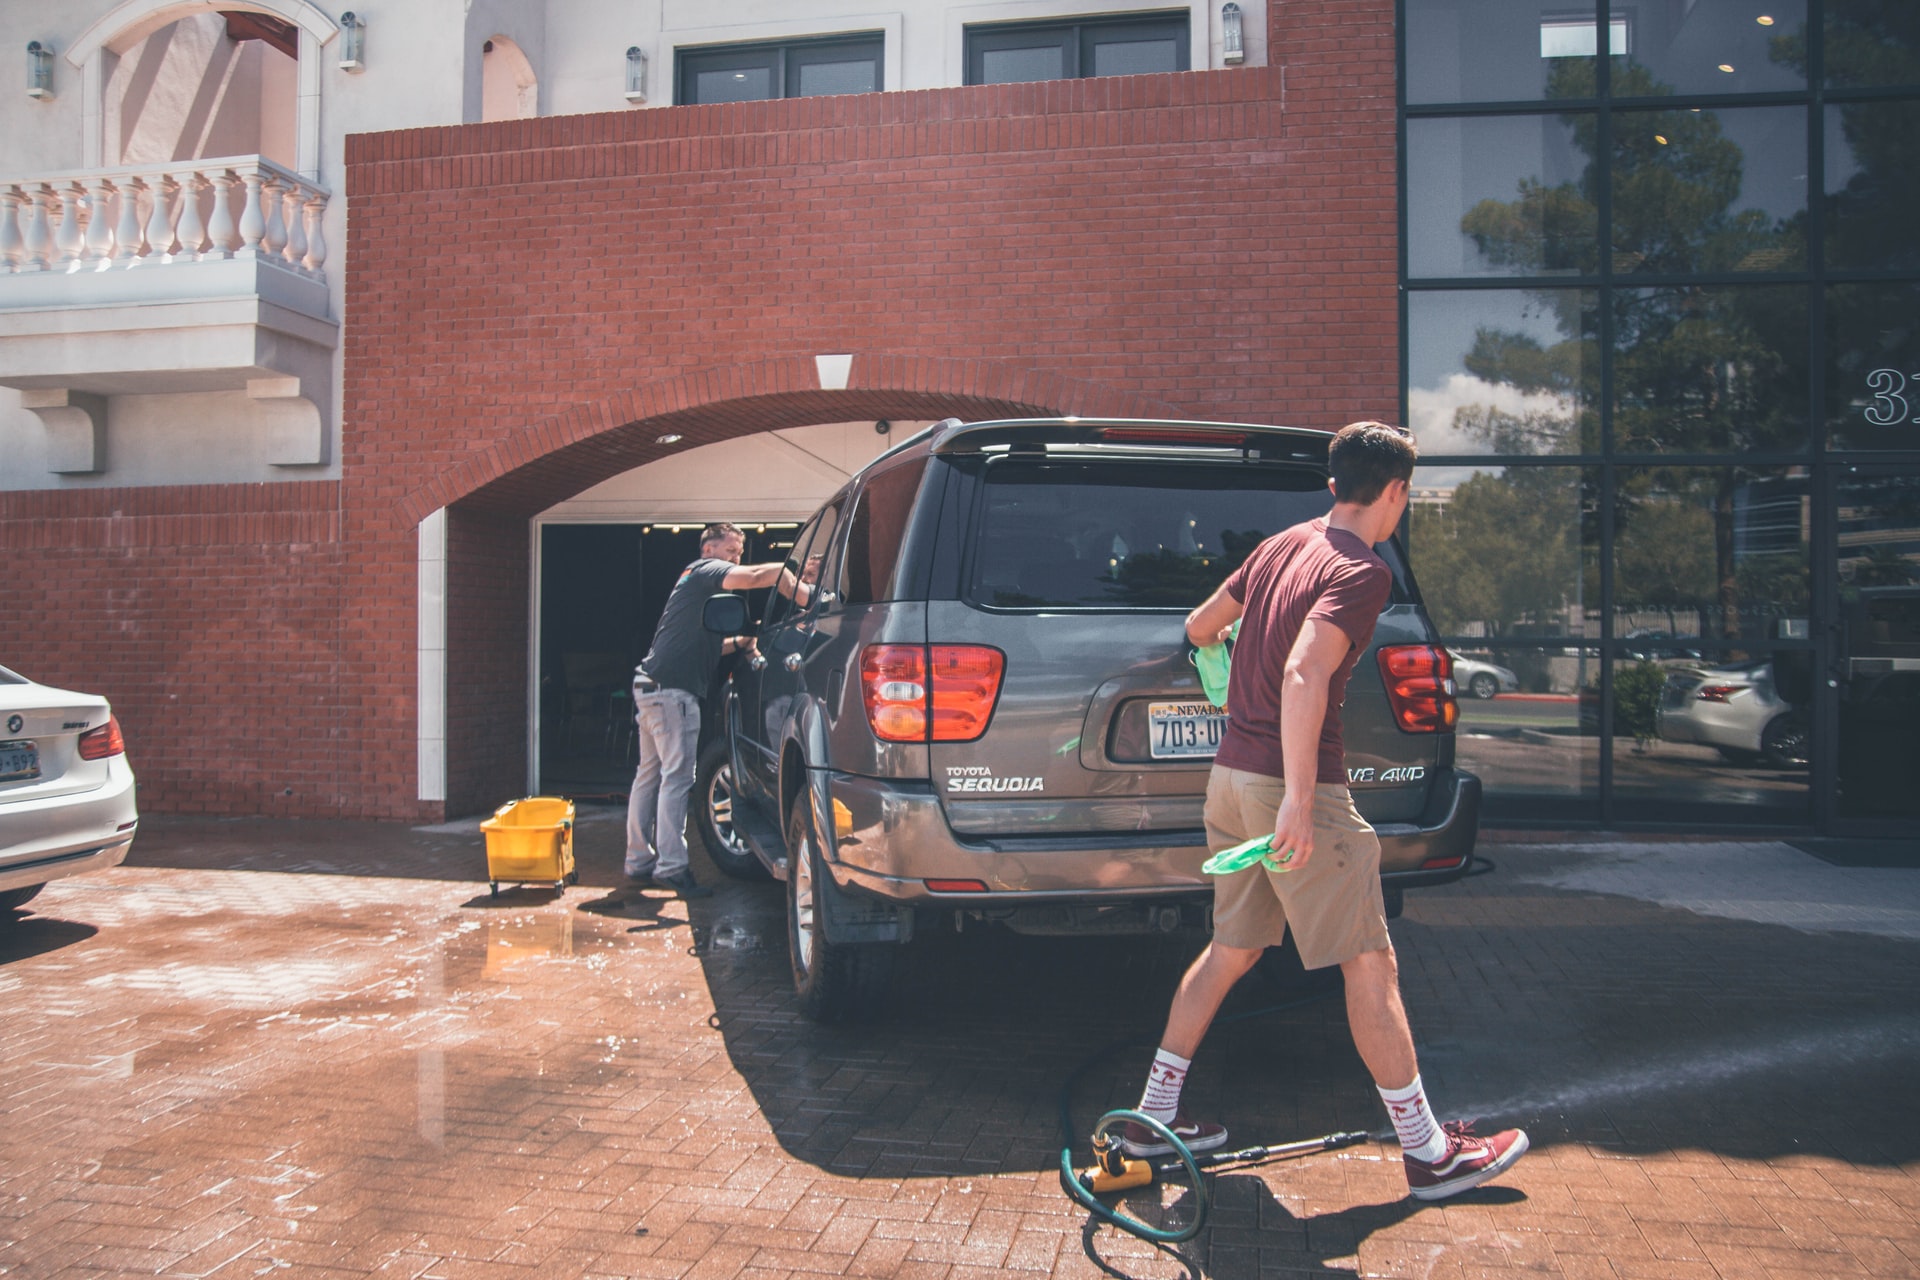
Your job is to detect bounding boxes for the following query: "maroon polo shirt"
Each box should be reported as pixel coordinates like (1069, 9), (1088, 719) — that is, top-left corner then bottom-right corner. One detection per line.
(1214, 518), (1392, 785)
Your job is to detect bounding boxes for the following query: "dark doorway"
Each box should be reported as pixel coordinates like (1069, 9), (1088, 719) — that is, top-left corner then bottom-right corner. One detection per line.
(536, 521), (797, 798)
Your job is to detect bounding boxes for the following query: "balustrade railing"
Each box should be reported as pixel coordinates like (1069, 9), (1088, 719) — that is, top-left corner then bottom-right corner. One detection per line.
(0, 156), (328, 278)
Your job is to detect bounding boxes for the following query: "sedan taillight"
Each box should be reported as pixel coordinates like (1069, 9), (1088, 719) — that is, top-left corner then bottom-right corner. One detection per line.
(77, 716), (126, 760)
(1695, 684), (1742, 703)
(1376, 646), (1458, 733)
(860, 645), (1005, 743)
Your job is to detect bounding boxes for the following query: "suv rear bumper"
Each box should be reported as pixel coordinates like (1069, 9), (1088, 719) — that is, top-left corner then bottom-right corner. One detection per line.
(821, 767), (1480, 905)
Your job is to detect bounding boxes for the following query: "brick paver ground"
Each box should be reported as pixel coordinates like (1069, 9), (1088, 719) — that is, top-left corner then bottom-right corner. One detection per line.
(1, 811), (1916, 1279)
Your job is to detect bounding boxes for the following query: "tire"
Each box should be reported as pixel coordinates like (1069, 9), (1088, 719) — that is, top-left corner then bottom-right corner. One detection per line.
(786, 800), (895, 1022)
(1761, 713), (1810, 769)
(0, 884), (44, 916)
(695, 740), (770, 881)
(1468, 673), (1499, 700)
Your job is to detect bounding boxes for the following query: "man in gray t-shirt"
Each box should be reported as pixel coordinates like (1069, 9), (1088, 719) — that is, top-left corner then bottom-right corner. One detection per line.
(626, 522), (814, 898)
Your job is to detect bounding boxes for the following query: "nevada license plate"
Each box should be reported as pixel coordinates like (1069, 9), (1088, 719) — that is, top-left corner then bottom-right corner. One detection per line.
(0, 739), (39, 783)
(1147, 702), (1226, 760)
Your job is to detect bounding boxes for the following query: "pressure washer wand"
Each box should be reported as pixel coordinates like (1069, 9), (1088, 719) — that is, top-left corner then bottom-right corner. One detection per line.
(1079, 1129), (1370, 1195)
(1167, 1130), (1370, 1173)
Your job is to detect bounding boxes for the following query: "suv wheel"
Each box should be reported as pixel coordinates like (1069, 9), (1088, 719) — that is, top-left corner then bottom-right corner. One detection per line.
(786, 801), (894, 1022)
(695, 741), (769, 881)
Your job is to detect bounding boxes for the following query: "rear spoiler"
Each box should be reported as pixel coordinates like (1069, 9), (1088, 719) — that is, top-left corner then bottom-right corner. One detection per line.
(927, 417), (1332, 462)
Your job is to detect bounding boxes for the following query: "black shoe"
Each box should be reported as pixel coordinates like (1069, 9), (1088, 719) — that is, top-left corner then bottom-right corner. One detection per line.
(623, 868), (656, 888)
(654, 870), (713, 899)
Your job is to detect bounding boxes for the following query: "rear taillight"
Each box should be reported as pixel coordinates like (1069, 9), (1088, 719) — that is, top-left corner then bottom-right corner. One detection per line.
(78, 716), (125, 760)
(860, 644), (1005, 743)
(1376, 646), (1458, 734)
(1696, 685), (1741, 703)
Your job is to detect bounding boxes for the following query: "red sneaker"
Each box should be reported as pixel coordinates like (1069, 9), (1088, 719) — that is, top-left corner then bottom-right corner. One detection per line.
(1404, 1120), (1529, 1201)
(1117, 1112), (1229, 1158)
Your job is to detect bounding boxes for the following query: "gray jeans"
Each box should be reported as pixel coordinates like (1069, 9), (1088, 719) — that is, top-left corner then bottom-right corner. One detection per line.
(626, 688), (701, 879)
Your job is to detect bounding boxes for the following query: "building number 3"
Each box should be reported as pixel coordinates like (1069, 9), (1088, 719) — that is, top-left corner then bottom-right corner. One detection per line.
(1865, 369), (1920, 426)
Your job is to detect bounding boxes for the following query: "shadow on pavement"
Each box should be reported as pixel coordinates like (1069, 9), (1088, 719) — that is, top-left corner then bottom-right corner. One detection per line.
(681, 831), (1920, 1187)
(0, 913), (98, 963)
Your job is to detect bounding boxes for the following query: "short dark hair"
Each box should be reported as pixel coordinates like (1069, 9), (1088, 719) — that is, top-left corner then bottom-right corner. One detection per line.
(1328, 422), (1417, 506)
(699, 522), (743, 552)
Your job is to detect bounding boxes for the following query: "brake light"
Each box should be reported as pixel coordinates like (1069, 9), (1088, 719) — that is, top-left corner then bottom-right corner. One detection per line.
(78, 716), (125, 760)
(860, 645), (1006, 743)
(1098, 426), (1247, 446)
(1376, 646), (1458, 733)
(1696, 685), (1741, 703)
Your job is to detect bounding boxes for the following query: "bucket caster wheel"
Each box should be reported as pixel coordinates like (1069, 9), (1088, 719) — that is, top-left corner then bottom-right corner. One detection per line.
(489, 882), (499, 899)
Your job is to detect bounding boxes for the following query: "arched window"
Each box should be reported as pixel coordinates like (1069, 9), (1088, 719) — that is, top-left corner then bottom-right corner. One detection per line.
(482, 36), (537, 121)
(108, 10), (297, 169)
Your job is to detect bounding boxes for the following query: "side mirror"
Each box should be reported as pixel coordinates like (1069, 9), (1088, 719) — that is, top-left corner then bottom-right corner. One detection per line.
(702, 593), (751, 635)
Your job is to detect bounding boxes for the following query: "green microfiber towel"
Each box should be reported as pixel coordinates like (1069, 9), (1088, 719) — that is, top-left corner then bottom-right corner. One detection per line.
(1193, 618), (1239, 709)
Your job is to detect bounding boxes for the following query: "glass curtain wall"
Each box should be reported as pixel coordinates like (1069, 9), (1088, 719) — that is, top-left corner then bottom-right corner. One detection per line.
(1401, 0), (1920, 826)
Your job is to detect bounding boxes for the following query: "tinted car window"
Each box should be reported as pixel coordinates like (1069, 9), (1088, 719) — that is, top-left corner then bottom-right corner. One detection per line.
(966, 458), (1373, 609)
(842, 459), (927, 605)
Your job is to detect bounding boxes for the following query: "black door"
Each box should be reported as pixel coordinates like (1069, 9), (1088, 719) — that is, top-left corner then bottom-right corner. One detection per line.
(1829, 468), (1920, 830)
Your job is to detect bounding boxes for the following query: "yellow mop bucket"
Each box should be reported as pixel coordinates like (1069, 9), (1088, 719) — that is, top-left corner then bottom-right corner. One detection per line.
(480, 796), (576, 897)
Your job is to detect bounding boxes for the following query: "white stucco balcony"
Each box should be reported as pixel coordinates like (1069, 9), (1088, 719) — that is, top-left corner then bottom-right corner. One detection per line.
(0, 154), (336, 470)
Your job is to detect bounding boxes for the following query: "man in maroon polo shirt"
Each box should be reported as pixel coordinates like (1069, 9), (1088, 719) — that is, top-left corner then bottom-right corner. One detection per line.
(1119, 422), (1528, 1203)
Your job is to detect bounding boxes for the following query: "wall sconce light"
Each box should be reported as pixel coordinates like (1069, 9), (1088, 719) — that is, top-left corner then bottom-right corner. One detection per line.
(27, 41), (54, 100)
(1221, 3), (1245, 64)
(338, 12), (365, 72)
(625, 46), (649, 103)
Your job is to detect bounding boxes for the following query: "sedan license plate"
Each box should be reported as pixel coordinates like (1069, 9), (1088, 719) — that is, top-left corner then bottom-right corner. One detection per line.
(0, 739), (39, 783)
(1147, 702), (1226, 760)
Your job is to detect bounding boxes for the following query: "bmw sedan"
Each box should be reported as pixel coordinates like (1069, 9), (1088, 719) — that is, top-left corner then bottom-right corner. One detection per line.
(0, 665), (138, 919)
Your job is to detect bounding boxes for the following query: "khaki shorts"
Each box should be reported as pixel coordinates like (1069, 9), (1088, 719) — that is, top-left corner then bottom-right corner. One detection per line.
(1204, 766), (1390, 968)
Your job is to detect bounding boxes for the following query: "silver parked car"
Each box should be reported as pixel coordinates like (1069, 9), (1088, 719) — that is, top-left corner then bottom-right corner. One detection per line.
(1448, 651), (1519, 700)
(1656, 660), (1808, 768)
(0, 665), (138, 919)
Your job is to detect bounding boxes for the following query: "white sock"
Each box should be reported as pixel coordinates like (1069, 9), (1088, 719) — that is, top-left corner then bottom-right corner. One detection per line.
(1138, 1048), (1191, 1122)
(1379, 1074), (1447, 1163)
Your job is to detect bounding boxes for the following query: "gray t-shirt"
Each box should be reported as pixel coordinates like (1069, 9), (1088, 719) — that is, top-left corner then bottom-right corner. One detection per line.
(638, 559), (733, 699)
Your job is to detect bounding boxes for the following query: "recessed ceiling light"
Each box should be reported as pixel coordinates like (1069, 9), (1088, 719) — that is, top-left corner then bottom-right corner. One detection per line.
(656, 433), (683, 444)
(1718, 63), (1736, 72)
(1654, 134), (1669, 144)
(1756, 15), (1775, 25)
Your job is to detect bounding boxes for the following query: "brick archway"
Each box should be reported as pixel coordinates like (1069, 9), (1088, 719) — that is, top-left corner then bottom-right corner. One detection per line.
(395, 354), (1189, 528)
(418, 355), (1187, 815)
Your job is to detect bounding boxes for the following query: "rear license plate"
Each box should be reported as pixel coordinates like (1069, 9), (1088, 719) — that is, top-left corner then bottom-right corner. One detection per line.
(1147, 702), (1226, 760)
(0, 739), (39, 783)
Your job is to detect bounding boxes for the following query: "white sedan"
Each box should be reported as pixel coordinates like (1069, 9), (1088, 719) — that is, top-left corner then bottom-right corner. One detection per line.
(0, 665), (138, 919)
(1448, 650), (1521, 700)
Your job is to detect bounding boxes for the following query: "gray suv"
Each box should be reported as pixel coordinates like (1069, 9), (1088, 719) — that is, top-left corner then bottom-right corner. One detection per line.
(695, 418), (1479, 1020)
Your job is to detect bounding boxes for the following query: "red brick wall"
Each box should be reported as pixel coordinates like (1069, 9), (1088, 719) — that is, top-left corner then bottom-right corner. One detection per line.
(0, 483), (354, 816)
(5, 2), (1400, 820)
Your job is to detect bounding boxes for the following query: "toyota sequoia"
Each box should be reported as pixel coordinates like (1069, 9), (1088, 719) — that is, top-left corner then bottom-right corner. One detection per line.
(693, 418), (1480, 1020)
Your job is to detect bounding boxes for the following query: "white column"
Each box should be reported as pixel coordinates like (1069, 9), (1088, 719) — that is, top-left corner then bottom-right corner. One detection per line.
(0, 188), (23, 272)
(261, 176), (288, 260)
(53, 184), (83, 266)
(111, 180), (141, 262)
(143, 176), (175, 259)
(21, 187), (52, 272)
(83, 177), (114, 263)
(301, 194), (327, 272)
(236, 170), (265, 259)
(418, 509), (448, 804)
(174, 170), (206, 259)
(281, 184), (306, 268)
(207, 171), (238, 257)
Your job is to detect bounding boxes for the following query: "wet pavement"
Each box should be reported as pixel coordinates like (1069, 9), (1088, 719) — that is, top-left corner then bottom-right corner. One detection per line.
(2, 809), (1918, 1279)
